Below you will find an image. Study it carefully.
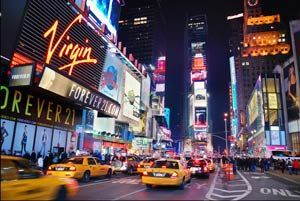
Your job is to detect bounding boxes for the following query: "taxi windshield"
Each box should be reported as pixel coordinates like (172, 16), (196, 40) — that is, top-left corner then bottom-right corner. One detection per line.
(153, 161), (179, 169)
(62, 158), (83, 164)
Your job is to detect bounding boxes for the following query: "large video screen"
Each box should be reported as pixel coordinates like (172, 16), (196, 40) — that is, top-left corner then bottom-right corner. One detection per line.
(87, 0), (121, 35)
(99, 50), (124, 102)
(123, 71), (141, 121)
(194, 107), (207, 128)
(191, 70), (207, 82)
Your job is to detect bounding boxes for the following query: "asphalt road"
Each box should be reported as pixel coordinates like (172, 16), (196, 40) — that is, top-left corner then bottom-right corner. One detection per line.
(71, 168), (300, 200)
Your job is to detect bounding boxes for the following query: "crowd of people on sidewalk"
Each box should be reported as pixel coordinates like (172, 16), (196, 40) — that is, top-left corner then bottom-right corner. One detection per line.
(220, 155), (299, 175)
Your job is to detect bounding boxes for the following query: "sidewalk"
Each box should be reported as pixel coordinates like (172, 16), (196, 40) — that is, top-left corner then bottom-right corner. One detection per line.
(264, 169), (300, 185)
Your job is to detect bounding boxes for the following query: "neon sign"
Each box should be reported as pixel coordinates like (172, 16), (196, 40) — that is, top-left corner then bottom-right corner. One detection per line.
(43, 15), (97, 75)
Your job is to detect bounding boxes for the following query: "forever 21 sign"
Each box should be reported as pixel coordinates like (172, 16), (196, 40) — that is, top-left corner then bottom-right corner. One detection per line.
(39, 67), (120, 118)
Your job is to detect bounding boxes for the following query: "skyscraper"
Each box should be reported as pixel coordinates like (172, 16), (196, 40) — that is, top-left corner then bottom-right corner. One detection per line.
(118, 0), (165, 65)
(185, 13), (210, 155)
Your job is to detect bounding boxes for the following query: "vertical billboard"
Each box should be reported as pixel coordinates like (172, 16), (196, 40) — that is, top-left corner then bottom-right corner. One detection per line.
(194, 107), (207, 128)
(289, 20), (300, 122)
(141, 75), (151, 108)
(247, 90), (258, 125)
(230, 56), (238, 137)
(284, 62), (300, 121)
(99, 50), (124, 102)
(123, 71), (141, 121)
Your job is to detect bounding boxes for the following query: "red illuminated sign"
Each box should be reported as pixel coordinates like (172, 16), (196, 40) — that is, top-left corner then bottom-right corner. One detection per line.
(43, 15), (97, 75)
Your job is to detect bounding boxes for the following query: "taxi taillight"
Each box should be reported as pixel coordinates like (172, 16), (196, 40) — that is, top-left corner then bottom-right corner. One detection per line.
(171, 172), (178, 178)
(70, 166), (76, 171)
(204, 166), (208, 172)
(48, 166), (53, 170)
(143, 171), (148, 176)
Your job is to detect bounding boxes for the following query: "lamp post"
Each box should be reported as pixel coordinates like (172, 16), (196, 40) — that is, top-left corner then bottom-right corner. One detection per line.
(224, 113), (228, 156)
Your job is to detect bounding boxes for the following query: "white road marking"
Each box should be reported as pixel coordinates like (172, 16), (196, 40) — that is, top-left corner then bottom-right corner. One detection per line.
(228, 184), (248, 187)
(205, 167), (220, 200)
(79, 178), (123, 188)
(111, 188), (147, 200)
(232, 170), (252, 201)
(211, 193), (240, 199)
(251, 176), (271, 179)
(214, 188), (247, 193)
(112, 178), (140, 184)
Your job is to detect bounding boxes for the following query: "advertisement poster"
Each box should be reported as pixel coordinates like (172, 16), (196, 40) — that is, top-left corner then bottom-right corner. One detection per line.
(194, 89), (207, 107)
(52, 129), (67, 150)
(191, 70), (207, 82)
(0, 119), (15, 152)
(270, 130), (280, 145)
(66, 131), (78, 153)
(284, 62), (300, 121)
(99, 50), (124, 102)
(13, 122), (36, 155)
(34, 126), (53, 157)
(194, 107), (207, 128)
(123, 71), (141, 121)
(194, 130), (207, 142)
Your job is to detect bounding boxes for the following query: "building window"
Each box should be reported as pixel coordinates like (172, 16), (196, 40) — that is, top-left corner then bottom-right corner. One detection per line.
(291, 133), (300, 152)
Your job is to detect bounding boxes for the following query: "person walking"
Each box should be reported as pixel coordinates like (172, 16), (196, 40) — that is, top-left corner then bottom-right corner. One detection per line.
(281, 159), (286, 174)
(292, 159), (299, 175)
(287, 158), (293, 175)
(37, 154), (44, 171)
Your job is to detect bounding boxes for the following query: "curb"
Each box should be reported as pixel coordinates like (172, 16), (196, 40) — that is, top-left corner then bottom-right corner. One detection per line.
(265, 171), (300, 185)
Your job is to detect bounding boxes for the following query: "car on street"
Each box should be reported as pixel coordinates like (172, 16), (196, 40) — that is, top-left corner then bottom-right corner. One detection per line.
(187, 158), (210, 178)
(1, 155), (78, 200)
(137, 157), (156, 174)
(47, 156), (113, 182)
(142, 159), (191, 189)
(111, 155), (140, 175)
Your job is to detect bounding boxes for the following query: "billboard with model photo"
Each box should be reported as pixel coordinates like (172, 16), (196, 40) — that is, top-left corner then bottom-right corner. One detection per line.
(284, 62), (300, 121)
(13, 122), (36, 155)
(34, 126), (53, 158)
(0, 119), (15, 153)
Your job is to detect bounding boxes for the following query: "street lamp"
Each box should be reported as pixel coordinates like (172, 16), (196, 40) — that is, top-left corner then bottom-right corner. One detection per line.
(224, 113), (228, 156)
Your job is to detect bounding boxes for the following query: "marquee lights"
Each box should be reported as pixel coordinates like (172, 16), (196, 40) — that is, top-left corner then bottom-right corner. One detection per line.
(43, 15), (98, 75)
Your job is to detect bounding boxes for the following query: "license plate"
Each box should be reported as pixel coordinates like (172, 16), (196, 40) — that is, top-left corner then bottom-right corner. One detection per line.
(56, 167), (64, 171)
(155, 173), (165, 177)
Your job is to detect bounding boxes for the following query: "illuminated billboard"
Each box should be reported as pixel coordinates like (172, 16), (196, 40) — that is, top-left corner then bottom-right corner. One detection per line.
(154, 56), (166, 75)
(87, 0), (121, 35)
(194, 89), (207, 107)
(247, 90), (258, 125)
(194, 130), (207, 142)
(155, 83), (165, 92)
(194, 81), (205, 90)
(123, 71), (141, 121)
(192, 54), (206, 71)
(229, 56), (238, 137)
(99, 50), (124, 102)
(191, 70), (207, 83)
(194, 107), (207, 128)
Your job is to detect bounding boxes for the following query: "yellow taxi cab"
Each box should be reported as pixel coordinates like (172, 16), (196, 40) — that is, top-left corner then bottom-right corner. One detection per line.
(47, 156), (113, 182)
(142, 159), (191, 189)
(137, 157), (155, 174)
(206, 158), (216, 172)
(1, 155), (78, 200)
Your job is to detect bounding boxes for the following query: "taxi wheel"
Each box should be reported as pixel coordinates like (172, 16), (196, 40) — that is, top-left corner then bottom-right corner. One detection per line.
(55, 186), (67, 201)
(82, 171), (90, 182)
(179, 178), (185, 190)
(106, 169), (112, 178)
(146, 184), (152, 188)
(187, 177), (191, 184)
